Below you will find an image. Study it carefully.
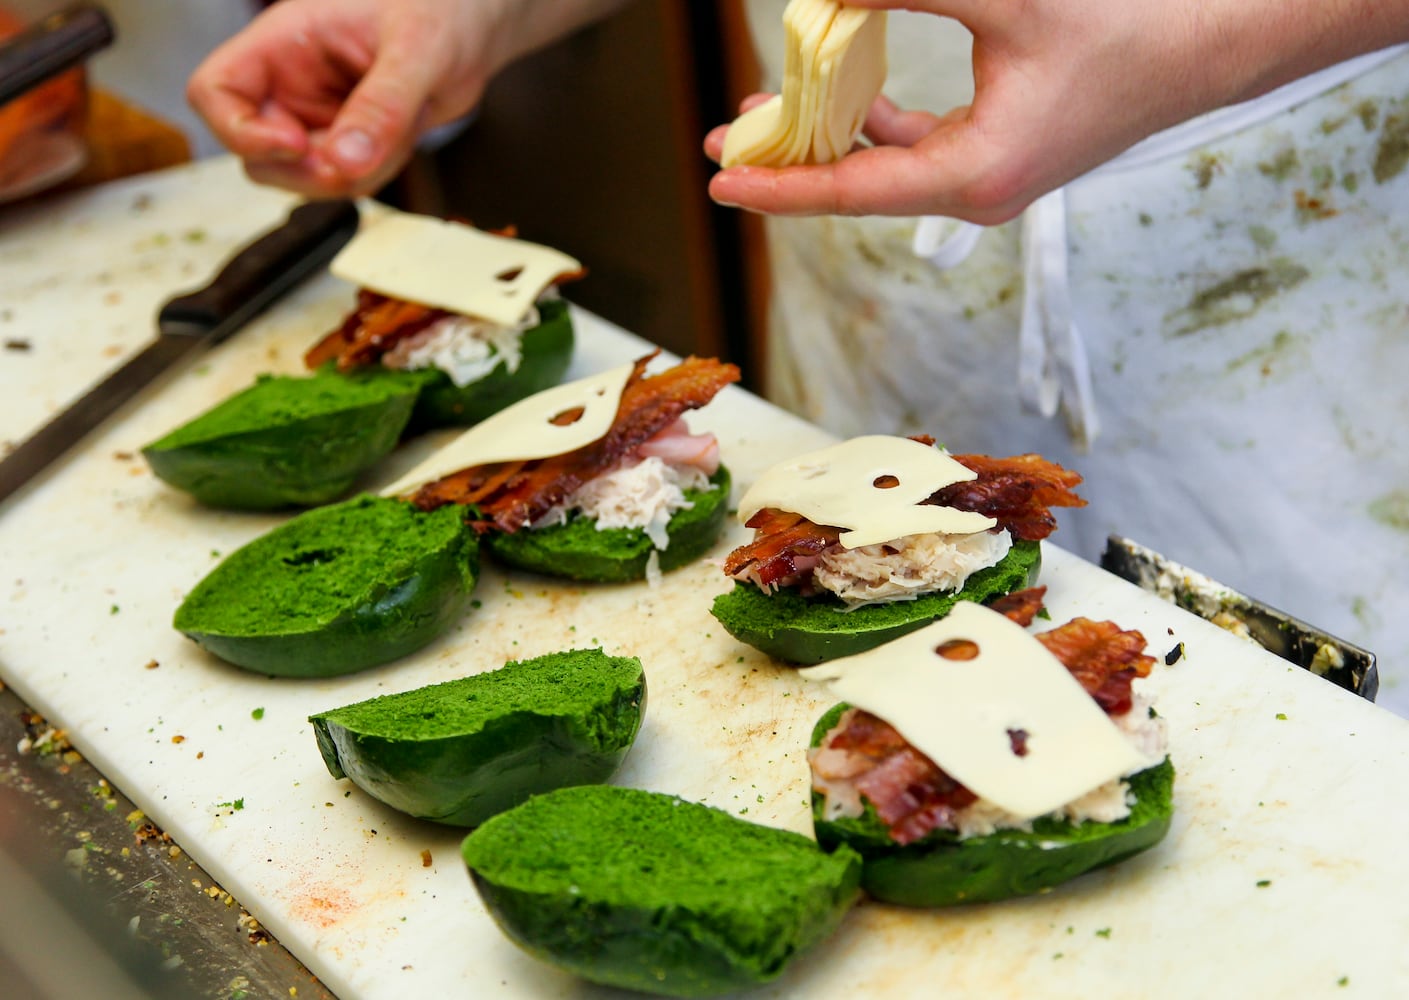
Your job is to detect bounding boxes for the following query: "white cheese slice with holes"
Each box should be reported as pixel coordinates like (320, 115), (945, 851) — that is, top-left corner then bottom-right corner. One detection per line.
(721, 0), (887, 168)
(330, 210), (581, 328)
(737, 435), (995, 547)
(379, 362), (635, 497)
(800, 601), (1155, 819)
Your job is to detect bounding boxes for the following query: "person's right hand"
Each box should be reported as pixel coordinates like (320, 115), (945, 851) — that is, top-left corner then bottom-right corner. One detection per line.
(187, 0), (499, 198)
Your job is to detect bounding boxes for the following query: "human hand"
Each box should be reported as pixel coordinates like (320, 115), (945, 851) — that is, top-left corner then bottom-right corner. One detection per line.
(705, 0), (1409, 223)
(187, 0), (500, 198)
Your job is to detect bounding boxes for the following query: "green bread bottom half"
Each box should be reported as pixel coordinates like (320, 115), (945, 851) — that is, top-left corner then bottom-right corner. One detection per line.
(462, 785), (862, 998)
(710, 537), (1042, 665)
(309, 649), (646, 827)
(173, 495), (479, 678)
(484, 466), (731, 583)
(809, 704), (1175, 907)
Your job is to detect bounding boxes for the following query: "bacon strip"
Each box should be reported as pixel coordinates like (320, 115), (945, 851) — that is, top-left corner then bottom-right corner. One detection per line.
(813, 614), (1152, 844)
(985, 585), (1047, 626)
(1036, 617), (1155, 715)
(305, 290), (451, 371)
(935, 453), (1087, 542)
(407, 353), (740, 532)
(726, 452), (1084, 584)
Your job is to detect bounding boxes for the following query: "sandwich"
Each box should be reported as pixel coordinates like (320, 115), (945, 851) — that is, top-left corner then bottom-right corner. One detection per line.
(310, 648), (646, 826)
(144, 210), (582, 509)
(461, 784), (862, 997)
(304, 213), (582, 430)
(803, 590), (1174, 906)
(386, 351), (740, 583)
(173, 493), (478, 677)
(710, 434), (1085, 664)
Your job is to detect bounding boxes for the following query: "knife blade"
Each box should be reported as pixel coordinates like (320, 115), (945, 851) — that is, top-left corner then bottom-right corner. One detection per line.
(1099, 534), (1378, 701)
(0, 197), (361, 505)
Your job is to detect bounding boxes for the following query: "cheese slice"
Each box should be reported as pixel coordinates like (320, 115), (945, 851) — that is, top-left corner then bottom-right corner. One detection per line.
(720, 0), (887, 169)
(379, 362), (635, 498)
(811, 7), (887, 162)
(800, 602), (1155, 819)
(330, 210), (582, 328)
(738, 435), (995, 547)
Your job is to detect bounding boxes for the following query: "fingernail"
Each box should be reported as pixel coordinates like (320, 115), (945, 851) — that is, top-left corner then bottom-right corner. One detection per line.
(332, 129), (375, 168)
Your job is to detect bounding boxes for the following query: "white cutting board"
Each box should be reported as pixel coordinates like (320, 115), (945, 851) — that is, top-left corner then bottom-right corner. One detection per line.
(2, 159), (1408, 999)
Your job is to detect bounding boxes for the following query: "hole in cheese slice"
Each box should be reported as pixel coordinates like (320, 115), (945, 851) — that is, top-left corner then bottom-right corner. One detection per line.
(737, 435), (995, 548)
(799, 601), (1155, 819)
(330, 210), (582, 328)
(379, 363), (635, 498)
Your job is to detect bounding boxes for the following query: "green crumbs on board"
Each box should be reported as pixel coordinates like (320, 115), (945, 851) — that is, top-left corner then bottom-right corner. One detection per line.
(463, 785), (861, 997)
(174, 495), (478, 677)
(309, 650), (646, 826)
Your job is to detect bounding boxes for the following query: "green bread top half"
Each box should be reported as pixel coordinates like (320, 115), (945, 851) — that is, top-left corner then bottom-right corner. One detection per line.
(808, 702), (1175, 906)
(142, 367), (426, 509)
(308, 649), (647, 826)
(141, 300), (575, 508)
(463, 785), (862, 997)
(173, 494), (478, 677)
(311, 648), (644, 747)
(711, 537), (1042, 665)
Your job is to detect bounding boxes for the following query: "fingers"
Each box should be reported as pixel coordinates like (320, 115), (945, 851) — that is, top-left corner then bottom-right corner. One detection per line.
(708, 122), (1028, 225)
(860, 95), (951, 147)
(187, 34), (310, 162)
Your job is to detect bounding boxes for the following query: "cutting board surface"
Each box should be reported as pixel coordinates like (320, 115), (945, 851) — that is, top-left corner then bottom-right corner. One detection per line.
(2, 159), (1408, 999)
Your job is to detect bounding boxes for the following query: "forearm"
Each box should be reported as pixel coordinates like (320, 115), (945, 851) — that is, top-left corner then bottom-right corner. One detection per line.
(1178, 0), (1409, 107)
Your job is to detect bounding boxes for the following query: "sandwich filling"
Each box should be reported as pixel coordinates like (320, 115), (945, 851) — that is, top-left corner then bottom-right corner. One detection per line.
(808, 589), (1169, 844)
(407, 353), (739, 541)
(725, 447), (1084, 608)
(304, 287), (568, 384)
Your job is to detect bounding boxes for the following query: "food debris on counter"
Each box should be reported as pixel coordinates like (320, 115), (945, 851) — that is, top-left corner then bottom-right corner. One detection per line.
(3, 337), (30, 351)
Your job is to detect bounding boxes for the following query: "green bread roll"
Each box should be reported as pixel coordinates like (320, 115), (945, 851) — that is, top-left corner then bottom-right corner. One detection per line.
(174, 494), (478, 678)
(462, 785), (862, 998)
(309, 648), (646, 826)
(484, 466), (732, 583)
(407, 298), (575, 430)
(710, 538), (1042, 665)
(808, 703), (1175, 907)
(143, 367), (425, 510)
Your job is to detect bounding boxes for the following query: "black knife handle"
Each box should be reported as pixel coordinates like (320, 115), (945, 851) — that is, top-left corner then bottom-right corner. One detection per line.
(158, 198), (361, 343)
(0, 4), (115, 107)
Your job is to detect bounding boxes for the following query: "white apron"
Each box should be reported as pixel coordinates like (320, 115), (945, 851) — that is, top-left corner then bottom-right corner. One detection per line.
(743, 1), (1409, 717)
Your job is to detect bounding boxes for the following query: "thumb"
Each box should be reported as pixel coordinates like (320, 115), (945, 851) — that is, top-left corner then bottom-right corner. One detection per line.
(323, 31), (447, 180)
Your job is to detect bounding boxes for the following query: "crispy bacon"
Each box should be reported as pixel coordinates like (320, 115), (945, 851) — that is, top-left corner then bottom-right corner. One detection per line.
(934, 453), (1087, 542)
(305, 290), (451, 370)
(985, 585), (1047, 626)
(407, 353), (740, 532)
(1036, 617), (1155, 716)
(813, 614), (1152, 844)
(725, 452), (1084, 585)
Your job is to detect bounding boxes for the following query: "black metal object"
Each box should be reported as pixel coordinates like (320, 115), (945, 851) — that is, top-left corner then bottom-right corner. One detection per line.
(1100, 534), (1378, 701)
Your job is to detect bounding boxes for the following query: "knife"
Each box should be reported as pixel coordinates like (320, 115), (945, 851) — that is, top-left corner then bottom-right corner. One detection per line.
(0, 4), (114, 107)
(1100, 534), (1378, 701)
(0, 197), (361, 505)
